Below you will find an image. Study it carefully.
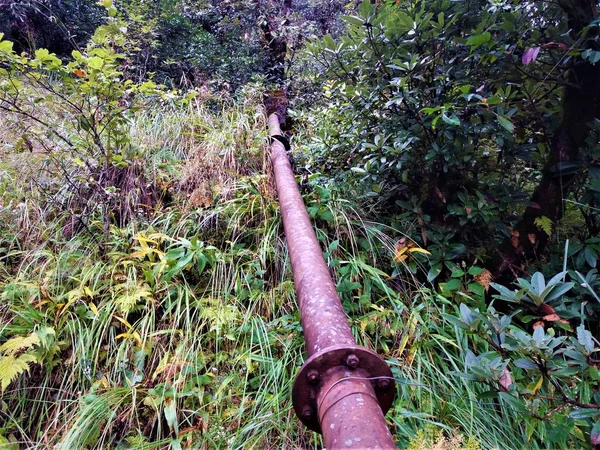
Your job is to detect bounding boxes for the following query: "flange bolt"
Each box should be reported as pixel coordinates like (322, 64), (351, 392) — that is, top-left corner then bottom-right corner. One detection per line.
(378, 378), (392, 390)
(346, 353), (360, 369)
(302, 406), (313, 421)
(307, 369), (319, 384)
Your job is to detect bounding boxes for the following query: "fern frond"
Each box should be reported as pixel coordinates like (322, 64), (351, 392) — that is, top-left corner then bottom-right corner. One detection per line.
(0, 354), (37, 392)
(0, 333), (40, 355)
(115, 284), (153, 314)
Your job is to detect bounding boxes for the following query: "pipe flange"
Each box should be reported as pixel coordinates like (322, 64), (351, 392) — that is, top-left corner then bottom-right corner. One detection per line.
(292, 344), (396, 433)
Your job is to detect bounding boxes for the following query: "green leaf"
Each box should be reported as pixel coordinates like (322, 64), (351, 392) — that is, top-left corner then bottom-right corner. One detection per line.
(359, 0), (374, 19)
(427, 264), (442, 282)
(337, 280), (362, 293)
(318, 208), (334, 222)
(543, 282), (574, 303)
(388, 12), (414, 36)
(440, 278), (462, 293)
(577, 324), (595, 354)
(534, 216), (553, 236)
(341, 15), (364, 27)
(442, 113), (460, 127)
(164, 398), (178, 433)
(568, 408), (600, 419)
(466, 32), (491, 48)
(34, 48), (50, 60)
(486, 95), (502, 106)
(497, 115), (514, 133)
(532, 325), (545, 345)
(531, 272), (546, 295)
(0, 39), (14, 54)
(459, 303), (474, 325)
(88, 56), (104, 70)
(468, 266), (485, 276)
(514, 358), (538, 369)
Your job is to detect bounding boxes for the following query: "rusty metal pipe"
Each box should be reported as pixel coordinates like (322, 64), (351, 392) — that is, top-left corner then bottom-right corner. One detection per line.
(268, 113), (396, 449)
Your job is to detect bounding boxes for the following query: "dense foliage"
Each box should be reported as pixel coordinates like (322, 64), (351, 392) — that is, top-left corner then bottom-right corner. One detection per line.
(0, 0), (599, 448)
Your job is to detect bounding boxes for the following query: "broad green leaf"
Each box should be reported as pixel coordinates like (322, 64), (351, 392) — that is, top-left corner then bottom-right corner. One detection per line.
(388, 12), (414, 36)
(0, 39), (13, 54)
(442, 113), (460, 127)
(577, 324), (595, 354)
(497, 115), (514, 132)
(466, 32), (491, 48)
(88, 56), (104, 70)
(531, 272), (545, 295)
(514, 358), (538, 369)
(542, 282), (574, 302)
(341, 15), (364, 27)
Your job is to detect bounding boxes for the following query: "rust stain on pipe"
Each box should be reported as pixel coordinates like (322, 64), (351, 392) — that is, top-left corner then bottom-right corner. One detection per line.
(267, 113), (396, 449)
(268, 114), (355, 355)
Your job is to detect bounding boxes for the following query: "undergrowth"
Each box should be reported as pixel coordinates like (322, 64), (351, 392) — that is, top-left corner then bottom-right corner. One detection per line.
(0, 86), (554, 449)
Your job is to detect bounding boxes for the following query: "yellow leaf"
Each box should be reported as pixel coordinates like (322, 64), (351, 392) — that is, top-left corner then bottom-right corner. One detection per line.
(132, 331), (142, 346)
(136, 233), (158, 246)
(408, 247), (431, 256)
(527, 376), (544, 395)
(114, 315), (133, 330)
(393, 246), (409, 263)
(115, 329), (142, 346)
(130, 250), (150, 259)
(116, 333), (133, 340)
(395, 254), (408, 263)
(89, 302), (98, 315)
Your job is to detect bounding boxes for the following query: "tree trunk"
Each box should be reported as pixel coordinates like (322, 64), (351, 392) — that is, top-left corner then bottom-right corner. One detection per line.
(493, 0), (600, 281)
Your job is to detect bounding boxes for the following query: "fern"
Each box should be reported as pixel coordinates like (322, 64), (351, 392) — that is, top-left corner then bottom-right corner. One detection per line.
(0, 333), (40, 355)
(0, 333), (40, 392)
(534, 216), (553, 236)
(0, 354), (37, 392)
(114, 283), (153, 314)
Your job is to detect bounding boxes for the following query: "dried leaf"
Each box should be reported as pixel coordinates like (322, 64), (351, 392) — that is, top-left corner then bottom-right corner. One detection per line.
(542, 314), (569, 325)
(511, 230), (520, 249)
(499, 367), (513, 391)
(474, 269), (493, 292)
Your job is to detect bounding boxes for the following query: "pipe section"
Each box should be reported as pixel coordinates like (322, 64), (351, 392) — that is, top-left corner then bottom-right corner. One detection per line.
(268, 113), (396, 449)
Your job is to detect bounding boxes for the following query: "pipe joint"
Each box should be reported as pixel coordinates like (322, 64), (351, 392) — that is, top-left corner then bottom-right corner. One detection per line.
(292, 344), (395, 434)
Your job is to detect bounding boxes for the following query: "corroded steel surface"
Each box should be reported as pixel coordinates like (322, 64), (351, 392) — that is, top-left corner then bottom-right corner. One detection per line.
(292, 345), (395, 433)
(268, 114), (356, 355)
(268, 113), (396, 449)
(318, 367), (395, 449)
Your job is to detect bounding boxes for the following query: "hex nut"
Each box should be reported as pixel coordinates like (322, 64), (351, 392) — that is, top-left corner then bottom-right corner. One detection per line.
(307, 369), (319, 384)
(346, 353), (360, 369)
(302, 406), (313, 421)
(378, 378), (392, 390)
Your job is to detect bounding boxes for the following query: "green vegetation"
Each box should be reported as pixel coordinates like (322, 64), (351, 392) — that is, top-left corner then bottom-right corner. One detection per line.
(1, 0), (599, 448)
